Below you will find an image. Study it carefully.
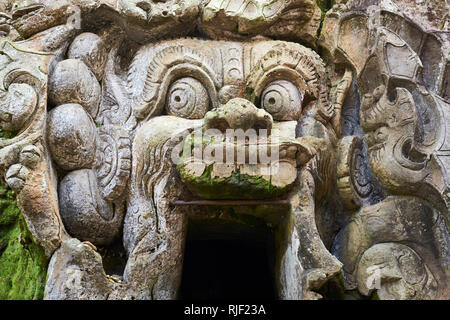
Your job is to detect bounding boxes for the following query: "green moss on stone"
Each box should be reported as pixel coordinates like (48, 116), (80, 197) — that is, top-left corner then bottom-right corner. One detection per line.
(0, 185), (19, 226)
(0, 184), (48, 300)
(316, 0), (335, 41)
(244, 87), (256, 102)
(0, 128), (16, 140)
(178, 163), (290, 200)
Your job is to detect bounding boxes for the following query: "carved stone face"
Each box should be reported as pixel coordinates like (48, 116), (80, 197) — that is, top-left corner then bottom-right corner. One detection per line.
(40, 37), (340, 299)
(1, 0), (448, 301)
(129, 39), (332, 201)
(356, 243), (436, 300)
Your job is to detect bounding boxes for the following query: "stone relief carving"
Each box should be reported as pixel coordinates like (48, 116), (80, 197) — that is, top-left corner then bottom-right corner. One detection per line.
(0, 0), (448, 300)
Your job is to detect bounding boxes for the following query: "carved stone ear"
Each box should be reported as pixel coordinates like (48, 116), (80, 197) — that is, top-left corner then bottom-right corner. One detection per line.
(356, 243), (437, 300)
(336, 136), (383, 211)
(337, 136), (362, 210)
(330, 68), (353, 137)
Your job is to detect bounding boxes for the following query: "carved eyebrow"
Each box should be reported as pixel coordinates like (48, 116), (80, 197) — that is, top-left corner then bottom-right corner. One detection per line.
(247, 47), (321, 97)
(244, 44), (336, 123)
(128, 43), (221, 121)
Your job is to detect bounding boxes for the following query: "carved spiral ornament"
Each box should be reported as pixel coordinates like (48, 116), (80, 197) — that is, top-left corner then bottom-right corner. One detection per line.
(1, 0), (448, 302)
(260, 80), (302, 120)
(165, 77), (210, 119)
(95, 125), (131, 201)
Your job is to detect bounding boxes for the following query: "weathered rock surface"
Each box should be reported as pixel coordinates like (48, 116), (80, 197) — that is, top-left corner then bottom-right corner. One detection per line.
(58, 169), (124, 246)
(333, 196), (449, 299)
(0, 83), (37, 133)
(0, 0), (448, 301)
(44, 238), (113, 300)
(200, 0), (323, 47)
(48, 60), (101, 118)
(67, 32), (108, 81)
(46, 103), (97, 171)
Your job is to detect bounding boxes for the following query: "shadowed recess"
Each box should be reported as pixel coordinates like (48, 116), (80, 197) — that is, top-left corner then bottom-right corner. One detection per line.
(180, 219), (277, 300)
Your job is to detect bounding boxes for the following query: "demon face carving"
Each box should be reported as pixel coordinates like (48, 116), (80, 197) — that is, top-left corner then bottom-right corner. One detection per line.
(0, 0), (448, 301)
(104, 39), (341, 299)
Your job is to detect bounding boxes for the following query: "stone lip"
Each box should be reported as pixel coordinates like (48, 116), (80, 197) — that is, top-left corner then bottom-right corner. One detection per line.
(175, 127), (319, 199)
(177, 161), (296, 200)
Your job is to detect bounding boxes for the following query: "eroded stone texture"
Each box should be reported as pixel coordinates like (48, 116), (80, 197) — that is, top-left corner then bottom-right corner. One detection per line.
(67, 32), (108, 81)
(44, 238), (113, 300)
(200, 0), (323, 47)
(48, 60), (101, 118)
(0, 83), (37, 132)
(333, 196), (449, 299)
(47, 103), (97, 171)
(58, 169), (125, 246)
(0, 0), (448, 301)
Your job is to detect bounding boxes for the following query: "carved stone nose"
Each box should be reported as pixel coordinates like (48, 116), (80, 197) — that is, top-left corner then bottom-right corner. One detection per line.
(204, 98), (273, 133)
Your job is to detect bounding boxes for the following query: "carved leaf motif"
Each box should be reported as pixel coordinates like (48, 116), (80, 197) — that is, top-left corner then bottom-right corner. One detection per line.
(99, 49), (136, 131)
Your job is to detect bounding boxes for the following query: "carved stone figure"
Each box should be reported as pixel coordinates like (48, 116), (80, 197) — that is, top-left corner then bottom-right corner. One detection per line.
(0, 0), (448, 300)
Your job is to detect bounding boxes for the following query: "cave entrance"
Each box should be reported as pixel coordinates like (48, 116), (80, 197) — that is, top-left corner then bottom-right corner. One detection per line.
(180, 218), (277, 300)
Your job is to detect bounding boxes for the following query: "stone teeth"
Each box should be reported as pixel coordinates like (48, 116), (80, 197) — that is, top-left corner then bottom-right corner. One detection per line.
(184, 161), (206, 177)
(211, 163), (235, 179)
(186, 141), (300, 165)
(270, 161), (297, 187)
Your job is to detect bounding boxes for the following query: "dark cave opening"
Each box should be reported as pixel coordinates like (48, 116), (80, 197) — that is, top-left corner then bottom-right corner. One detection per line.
(180, 219), (277, 300)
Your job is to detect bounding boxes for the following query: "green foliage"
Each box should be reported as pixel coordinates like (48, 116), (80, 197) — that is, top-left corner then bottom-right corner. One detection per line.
(0, 184), (48, 300)
(317, 0), (334, 12)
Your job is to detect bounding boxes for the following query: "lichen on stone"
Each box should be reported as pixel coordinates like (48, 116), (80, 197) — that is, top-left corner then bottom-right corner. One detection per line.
(316, 0), (335, 41)
(177, 163), (290, 200)
(0, 184), (48, 300)
(0, 128), (16, 140)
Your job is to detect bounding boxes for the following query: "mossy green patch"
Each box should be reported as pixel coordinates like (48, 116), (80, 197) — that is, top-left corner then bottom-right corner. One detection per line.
(0, 184), (48, 300)
(370, 291), (380, 300)
(0, 128), (16, 140)
(317, 0), (332, 12)
(244, 87), (256, 103)
(178, 163), (291, 200)
(0, 185), (19, 226)
(316, 0), (335, 41)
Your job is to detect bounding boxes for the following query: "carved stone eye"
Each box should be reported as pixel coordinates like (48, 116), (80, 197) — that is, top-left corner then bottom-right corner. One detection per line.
(166, 77), (210, 119)
(261, 80), (302, 121)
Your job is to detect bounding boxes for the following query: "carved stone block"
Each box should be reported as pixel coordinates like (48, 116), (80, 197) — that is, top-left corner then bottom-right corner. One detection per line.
(0, 0), (448, 301)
